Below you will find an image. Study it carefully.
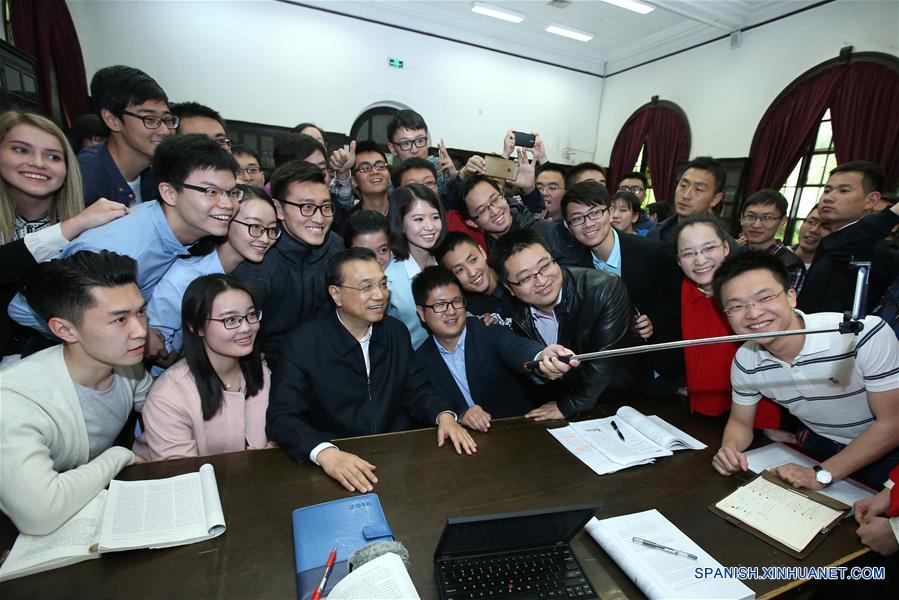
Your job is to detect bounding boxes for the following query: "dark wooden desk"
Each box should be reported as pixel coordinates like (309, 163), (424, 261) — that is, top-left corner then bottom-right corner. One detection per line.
(0, 397), (874, 599)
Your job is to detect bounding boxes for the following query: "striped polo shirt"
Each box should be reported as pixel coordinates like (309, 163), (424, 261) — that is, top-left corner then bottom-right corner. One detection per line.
(731, 311), (899, 445)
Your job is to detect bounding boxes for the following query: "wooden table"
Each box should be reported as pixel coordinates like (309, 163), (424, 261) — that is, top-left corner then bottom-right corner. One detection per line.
(0, 396), (876, 599)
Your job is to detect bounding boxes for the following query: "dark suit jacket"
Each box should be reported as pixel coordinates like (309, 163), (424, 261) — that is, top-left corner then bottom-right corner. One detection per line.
(1, 237), (39, 355)
(416, 317), (543, 418)
(266, 310), (451, 462)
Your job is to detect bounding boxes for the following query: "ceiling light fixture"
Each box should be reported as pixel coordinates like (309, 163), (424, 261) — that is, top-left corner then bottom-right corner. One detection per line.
(600, 0), (655, 15)
(545, 23), (594, 42)
(470, 1), (526, 24)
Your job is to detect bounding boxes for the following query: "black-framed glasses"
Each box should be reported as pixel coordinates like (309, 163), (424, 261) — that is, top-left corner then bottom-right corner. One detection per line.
(393, 136), (428, 152)
(355, 161), (388, 174)
(723, 290), (786, 317)
(280, 199), (335, 217)
(618, 185), (644, 194)
(207, 309), (262, 329)
(677, 242), (723, 261)
(236, 166), (262, 177)
(423, 297), (466, 313)
(179, 182), (244, 202)
(231, 219), (281, 240)
(741, 213), (782, 224)
(336, 280), (390, 295)
(508, 258), (557, 288)
(536, 183), (561, 193)
(566, 207), (608, 228)
(121, 111), (179, 130)
(473, 195), (505, 219)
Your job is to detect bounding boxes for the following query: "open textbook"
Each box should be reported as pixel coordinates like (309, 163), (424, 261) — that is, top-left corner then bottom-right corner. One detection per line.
(0, 463), (225, 582)
(550, 406), (706, 475)
(327, 552), (420, 600)
(586, 509), (754, 600)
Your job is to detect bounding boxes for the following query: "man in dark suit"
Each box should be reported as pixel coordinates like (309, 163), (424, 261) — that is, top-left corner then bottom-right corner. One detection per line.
(412, 267), (576, 432)
(267, 248), (476, 493)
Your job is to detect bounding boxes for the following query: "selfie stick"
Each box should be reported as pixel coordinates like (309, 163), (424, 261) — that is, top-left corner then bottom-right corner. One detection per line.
(524, 262), (870, 370)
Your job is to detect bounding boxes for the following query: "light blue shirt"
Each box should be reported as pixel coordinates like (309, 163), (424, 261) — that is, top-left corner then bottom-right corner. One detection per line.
(529, 290), (562, 346)
(591, 228), (622, 276)
(385, 256), (428, 349)
(8, 201), (190, 333)
(435, 328), (474, 408)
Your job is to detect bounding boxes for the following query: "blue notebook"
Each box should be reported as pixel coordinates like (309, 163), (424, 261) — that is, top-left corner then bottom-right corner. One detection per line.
(291, 494), (394, 600)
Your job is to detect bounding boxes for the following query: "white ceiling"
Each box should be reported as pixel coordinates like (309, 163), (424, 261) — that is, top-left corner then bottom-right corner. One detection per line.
(291, 0), (825, 75)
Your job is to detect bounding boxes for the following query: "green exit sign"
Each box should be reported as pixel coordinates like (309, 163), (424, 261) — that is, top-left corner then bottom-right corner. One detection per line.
(388, 58), (404, 69)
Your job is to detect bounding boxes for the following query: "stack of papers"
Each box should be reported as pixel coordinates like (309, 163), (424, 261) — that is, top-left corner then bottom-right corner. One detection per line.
(549, 406), (706, 476)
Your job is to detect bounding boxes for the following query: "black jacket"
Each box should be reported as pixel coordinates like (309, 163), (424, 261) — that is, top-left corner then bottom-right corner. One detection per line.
(233, 230), (344, 374)
(416, 317), (544, 418)
(507, 267), (632, 418)
(0, 237), (39, 355)
(266, 310), (451, 463)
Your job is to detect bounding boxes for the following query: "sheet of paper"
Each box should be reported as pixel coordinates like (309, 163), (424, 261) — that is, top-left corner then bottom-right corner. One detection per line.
(744, 444), (874, 507)
(715, 477), (842, 553)
(548, 426), (650, 475)
(646, 415), (707, 450)
(569, 417), (672, 466)
(327, 552), (420, 599)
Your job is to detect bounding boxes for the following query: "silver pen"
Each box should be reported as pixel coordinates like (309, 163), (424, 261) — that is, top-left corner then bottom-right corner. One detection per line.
(631, 537), (698, 560)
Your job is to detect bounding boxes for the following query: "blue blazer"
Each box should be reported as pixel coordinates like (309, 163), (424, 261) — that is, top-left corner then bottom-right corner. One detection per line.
(415, 317), (544, 418)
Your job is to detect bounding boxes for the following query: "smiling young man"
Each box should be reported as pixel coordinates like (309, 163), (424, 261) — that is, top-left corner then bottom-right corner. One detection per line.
(434, 231), (514, 319)
(1, 251), (152, 535)
(9, 135), (240, 334)
(267, 248), (476, 493)
(536, 163), (567, 221)
(711, 252), (899, 489)
(233, 160), (344, 374)
(738, 189), (806, 290)
(79, 65), (176, 207)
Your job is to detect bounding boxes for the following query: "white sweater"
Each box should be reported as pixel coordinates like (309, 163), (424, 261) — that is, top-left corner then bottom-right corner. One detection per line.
(0, 345), (151, 535)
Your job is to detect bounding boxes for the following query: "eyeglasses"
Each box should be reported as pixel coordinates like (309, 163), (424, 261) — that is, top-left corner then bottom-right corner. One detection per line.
(803, 218), (830, 230)
(423, 297), (466, 313)
(121, 111), (180, 130)
(236, 166), (262, 177)
(566, 207), (608, 228)
(215, 137), (233, 150)
(618, 185), (644, 194)
(280, 199), (335, 217)
(723, 290), (786, 317)
(336, 280), (391, 295)
(536, 183), (561, 193)
(355, 161), (389, 174)
(677, 242), (723, 261)
(473, 195), (505, 219)
(741, 213), (782, 224)
(508, 258), (557, 288)
(393, 136), (428, 152)
(179, 182), (244, 202)
(207, 309), (262, 329)
(231, 219), (281, 240)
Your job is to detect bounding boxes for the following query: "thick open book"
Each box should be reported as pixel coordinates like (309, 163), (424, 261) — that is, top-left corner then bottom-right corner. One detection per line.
(327, 552), (420, 600)
(586, 509), (754, 600)
(0, 463), (225, 581)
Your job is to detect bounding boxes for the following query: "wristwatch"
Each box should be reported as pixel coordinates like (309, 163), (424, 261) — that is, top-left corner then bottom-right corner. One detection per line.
(813, 465), (833, 487)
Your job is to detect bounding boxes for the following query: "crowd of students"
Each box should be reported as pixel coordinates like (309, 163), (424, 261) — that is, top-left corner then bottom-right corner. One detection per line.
(1, 63), (897, 556)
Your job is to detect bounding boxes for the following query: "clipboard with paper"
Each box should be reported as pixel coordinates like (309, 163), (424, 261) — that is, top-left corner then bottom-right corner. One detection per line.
(709, 470), (850, 559)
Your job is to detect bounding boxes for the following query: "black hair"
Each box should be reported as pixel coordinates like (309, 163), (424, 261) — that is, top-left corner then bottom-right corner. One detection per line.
(273, 133), (327, 168)
(829, 160), (885, 194)
(389, 183), (446, 260)
(391, 156), (436, 189)
(152, 134), (239, 186)
(344, 209), (389, 247)
(459, 174), (503, 220)
(610, 191), (642, 214)
(68, 114), (107, 149)
(326, 247), (379, 289)
(23, 250), (137, 325)
(269, 159), (326, 201)
(536, 162), (568, 180)
(712, 251), (790, 307)
(353, 140), (388, 169)
(673, 214), (729, 250)
(89, 65), (168, 118)
(230, 144), (261, 162)
(181, 274), (264, 421)
(490, 228), (550, 283)
(387, 109), (428, 142)
(617, 171), (648, 189)
(742, 189), (787, 218)
(170, 101), (225, 128)
(561, 180), (611, 219)
(412, 266), (462, 307)
(646, 201), (673, 221)
(291, 121), (326, 145)
(679, 156), (727, 194)
(433, 231), (480, 265)
(565, 162), (607, 189)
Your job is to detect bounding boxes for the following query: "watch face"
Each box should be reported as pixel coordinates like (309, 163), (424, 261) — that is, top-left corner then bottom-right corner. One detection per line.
(816, 469), (833, 485)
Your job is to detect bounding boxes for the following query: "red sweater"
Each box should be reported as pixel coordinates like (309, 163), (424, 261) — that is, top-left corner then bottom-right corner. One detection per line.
(681, 280), (781, 429)
(887, 465), (899, 518)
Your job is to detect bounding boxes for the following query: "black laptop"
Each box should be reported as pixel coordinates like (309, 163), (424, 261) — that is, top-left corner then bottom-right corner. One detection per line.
(434, 504), (600, 600)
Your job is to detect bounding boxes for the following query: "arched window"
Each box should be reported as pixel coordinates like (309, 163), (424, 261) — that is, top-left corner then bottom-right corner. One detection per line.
(350, 106), (398, 148)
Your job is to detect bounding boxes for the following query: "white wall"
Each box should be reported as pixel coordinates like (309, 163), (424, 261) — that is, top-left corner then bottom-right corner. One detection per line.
(594, 0), (899, 164)
(66, 0), (603, 163)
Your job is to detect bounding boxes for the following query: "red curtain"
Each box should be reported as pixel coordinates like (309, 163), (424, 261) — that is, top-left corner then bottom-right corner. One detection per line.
(645, 106), (690, 204)
(830, 62), (899, 191)
(608, 109), (652, 189)
(10, 0), (91, 125)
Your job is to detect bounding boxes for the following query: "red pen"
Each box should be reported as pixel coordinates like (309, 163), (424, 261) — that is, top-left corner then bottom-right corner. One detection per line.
(311, 548), (337, 600)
